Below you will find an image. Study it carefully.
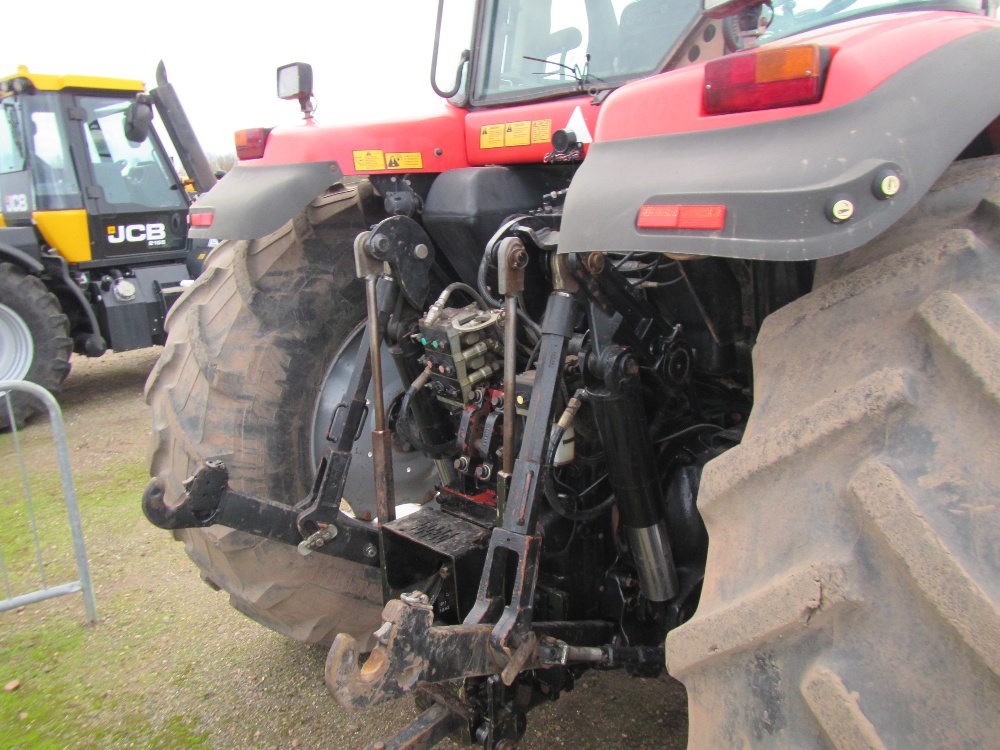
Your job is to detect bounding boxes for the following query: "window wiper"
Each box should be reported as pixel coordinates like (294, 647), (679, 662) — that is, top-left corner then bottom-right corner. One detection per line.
(522, 53), (609, 91)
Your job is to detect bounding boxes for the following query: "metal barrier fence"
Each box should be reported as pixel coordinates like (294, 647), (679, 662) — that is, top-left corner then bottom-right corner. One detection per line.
(0, 380), (97, 623)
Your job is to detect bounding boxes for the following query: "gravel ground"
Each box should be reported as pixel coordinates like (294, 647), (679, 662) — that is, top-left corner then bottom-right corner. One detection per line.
(0, 348), (689, 750)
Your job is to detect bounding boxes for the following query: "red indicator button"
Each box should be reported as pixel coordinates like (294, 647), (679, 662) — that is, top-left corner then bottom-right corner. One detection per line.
(190, 212), (214, 227)
(637, 204), (726, 230)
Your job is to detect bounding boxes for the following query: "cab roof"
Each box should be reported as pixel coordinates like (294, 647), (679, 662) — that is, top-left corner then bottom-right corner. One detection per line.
(0, 65), (145, 96)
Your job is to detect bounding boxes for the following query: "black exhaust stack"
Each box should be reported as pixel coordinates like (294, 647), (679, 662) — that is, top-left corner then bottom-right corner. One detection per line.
(149, 61), (218, 195)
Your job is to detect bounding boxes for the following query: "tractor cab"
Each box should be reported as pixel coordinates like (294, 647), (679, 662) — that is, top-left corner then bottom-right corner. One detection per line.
(0, 65), (214, 419)
(434, 0), (705, 107)
(0, 68), (190, 265)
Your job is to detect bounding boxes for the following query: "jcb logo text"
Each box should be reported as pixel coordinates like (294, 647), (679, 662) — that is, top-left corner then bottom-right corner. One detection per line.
(107, 223), (167, 245)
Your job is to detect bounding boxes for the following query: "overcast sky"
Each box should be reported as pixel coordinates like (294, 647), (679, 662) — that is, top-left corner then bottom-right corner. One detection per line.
(5, 1), (447, 155)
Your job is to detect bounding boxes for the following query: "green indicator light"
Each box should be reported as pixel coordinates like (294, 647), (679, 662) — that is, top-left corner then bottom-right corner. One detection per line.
(420, 337), (427, 345)
(432, 341), (439, 348)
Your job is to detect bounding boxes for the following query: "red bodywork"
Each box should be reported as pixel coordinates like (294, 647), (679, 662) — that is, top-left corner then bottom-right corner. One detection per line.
(250, 96), (602, 175)
(597, 11), (998, 141)
(244, 11), (994, 175)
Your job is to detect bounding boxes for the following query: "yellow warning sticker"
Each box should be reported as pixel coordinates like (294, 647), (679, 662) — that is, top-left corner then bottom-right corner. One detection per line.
(385, 152), (423, 170)
(353, 150), (386, 170)
(479, 118), (555, 149)
(480, 124), (505, 149)
(505, 121), (531, 147)
(531, 119), (552, 144)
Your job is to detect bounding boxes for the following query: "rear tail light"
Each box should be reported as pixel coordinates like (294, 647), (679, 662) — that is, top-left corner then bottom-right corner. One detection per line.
(190, 211), (214, 227)
(234, 128), (271, 160)
(637, 204), (726, 230)
(704, 44), (828, 115)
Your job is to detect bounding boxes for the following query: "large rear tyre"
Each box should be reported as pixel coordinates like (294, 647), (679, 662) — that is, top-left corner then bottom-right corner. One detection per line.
(145, 184), (435, 648)
(668, 156), (1000, 748)
(0, 262), (71, 430)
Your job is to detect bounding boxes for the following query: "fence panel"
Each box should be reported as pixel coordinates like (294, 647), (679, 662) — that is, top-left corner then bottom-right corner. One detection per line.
(0, 380), (97, 622)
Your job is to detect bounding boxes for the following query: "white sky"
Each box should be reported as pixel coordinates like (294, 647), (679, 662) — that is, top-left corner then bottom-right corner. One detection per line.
(5, 0), (448, 155)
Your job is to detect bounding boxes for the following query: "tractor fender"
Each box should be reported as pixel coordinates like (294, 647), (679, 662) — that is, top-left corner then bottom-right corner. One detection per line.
(557, 27), (1000, 261)
(188, 161), (344, 241)
(0, 230), (100, 341)
(38, 254), (103, 343)
(0, 229), (44, 273)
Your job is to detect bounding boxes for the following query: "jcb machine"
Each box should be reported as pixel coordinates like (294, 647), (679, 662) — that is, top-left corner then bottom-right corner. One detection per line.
(144, 0), (1000, 747)
(0, 64), (215, 426)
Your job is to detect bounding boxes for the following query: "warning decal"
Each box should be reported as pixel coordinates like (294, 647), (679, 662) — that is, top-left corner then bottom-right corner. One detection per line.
(480, 124), (505, 149)
(353, 150), (386, 171)
(505, 121), (531, 147)
(480, 119), (554, 149)
(385, 152), (423, 170)
(530, 119), (552, 144)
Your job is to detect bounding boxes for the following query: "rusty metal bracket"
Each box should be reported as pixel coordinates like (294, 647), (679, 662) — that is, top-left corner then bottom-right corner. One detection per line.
(326, 594), (506, 708)
(326, 590), (614, 710)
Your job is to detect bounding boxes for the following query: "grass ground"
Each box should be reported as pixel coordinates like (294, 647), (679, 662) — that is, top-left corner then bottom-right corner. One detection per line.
(0, 349), (687, 750)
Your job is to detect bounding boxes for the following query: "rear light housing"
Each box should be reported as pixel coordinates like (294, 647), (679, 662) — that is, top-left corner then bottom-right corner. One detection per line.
(234, 127), (271, 160)
(704, 44), (829, 115)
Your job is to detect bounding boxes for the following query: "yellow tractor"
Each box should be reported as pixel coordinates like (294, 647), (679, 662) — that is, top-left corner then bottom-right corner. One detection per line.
(0, 63), (215, 426)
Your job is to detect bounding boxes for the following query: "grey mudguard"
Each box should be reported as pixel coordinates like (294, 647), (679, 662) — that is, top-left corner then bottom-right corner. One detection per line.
(188, 161), (344, 241)
(558, 28), (1000, 261)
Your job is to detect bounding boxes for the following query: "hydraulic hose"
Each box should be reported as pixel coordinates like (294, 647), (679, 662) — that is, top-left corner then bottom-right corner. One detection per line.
(398, 364), (455, 458)
(542, 390), (616, 522)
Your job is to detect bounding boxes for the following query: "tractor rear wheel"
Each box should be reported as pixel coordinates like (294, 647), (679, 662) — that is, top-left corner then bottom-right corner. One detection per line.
(145, 183), (437, 648)
(0, 262), (71, 430)
(667, 156), (1000, 747)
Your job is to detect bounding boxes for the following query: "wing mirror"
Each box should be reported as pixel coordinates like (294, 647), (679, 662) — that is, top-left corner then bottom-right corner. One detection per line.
(124, 94), (153, 143)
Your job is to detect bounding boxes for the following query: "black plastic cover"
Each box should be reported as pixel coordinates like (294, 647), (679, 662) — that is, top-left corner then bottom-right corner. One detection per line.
(423, 166), (570, 286)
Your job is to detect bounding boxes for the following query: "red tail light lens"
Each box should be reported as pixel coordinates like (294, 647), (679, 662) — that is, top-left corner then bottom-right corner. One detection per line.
(637, 204), (726, 230)
(190, 211), (214, 227)
(234, 128), (271, 160)
(704, 44), (827, 115)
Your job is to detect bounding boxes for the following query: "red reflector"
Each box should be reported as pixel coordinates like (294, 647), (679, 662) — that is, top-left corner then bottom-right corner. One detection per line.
(637, 205), (726, 231)
(704, 44), (825, 115)
(235, 127), (269, 160)
(190, 212), (214, 227)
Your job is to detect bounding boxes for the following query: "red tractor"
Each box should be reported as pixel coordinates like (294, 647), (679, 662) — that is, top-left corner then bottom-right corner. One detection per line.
(144, 0), (1000, 746)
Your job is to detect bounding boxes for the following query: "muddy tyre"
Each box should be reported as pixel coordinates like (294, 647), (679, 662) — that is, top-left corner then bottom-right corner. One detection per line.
(0, 262), (71, 430)
(146, 184), (434, 649)
(667, 156), (1000, 748)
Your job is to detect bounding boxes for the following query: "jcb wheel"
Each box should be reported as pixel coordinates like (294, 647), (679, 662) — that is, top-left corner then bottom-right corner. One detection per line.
(145, 183), (437, 648)
(668, 156), (1000, 748)
(0, 262), (71, 430)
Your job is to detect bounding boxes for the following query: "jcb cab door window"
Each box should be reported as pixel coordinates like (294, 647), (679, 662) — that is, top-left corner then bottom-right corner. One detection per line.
(77, 96), (186, 212)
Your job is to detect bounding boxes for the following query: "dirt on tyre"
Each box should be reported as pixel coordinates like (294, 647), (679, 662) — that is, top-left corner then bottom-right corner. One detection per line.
(667, 156), (1000, 748)
(0, 261), (72, 430)
(145, 183), (424, 649)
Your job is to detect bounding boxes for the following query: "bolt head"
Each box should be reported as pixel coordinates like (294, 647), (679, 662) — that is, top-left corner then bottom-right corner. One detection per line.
(414, 243), (429, 260)
(364, 543), (378, 558)
(113, 278), (137, 301)
(880, 174), (901, 197)
(830, 198), (855, 223)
